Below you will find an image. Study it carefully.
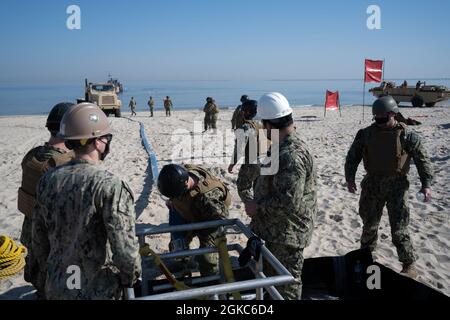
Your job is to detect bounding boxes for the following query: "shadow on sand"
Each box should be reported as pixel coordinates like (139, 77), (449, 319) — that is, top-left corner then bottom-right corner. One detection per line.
(135, 159), (156, 219)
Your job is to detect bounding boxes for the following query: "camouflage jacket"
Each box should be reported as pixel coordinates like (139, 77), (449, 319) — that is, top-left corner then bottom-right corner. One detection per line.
(164, 99), (173, 108)
(203, 102), (219, 115)
(251, 132), (317, 248)
(178, 169), (230, 221)
(231, 105), (245, 129)
(345, 122), (433, 188)
(20, 144), (74, 283)
(231, 122), (258, 165)
(31, 159), (141, 300)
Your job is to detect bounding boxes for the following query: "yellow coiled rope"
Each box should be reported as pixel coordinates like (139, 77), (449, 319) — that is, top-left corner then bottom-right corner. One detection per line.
(0, 235), (27, 280)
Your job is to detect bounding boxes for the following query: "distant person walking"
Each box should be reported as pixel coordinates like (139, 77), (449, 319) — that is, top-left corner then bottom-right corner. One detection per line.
(164, 96), (173, 117)
(148, 96), (155, 117)
(129, 97), (137, 116)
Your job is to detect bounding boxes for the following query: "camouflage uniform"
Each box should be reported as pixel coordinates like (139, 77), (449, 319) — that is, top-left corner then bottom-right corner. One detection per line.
(129, 98), (137, 116)
(31, 159), (141, 300)
(164, 99), (173, 117)
(203, 102), (219, 131)
(251, 132), (317, 299)
(148, 98), (155, 117)
(231, 105), (245, 130)
(345, 122), (433, 265)
(170, 168), (230, 276)
(19, 144), (68, 287)
(231, 121), (262, 202)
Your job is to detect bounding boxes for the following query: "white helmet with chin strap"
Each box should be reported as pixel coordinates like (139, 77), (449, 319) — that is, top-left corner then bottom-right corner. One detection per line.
(256, 92), (293, 120)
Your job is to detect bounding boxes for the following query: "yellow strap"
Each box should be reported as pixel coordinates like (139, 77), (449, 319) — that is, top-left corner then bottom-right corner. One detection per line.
(0, 236), (27, 280)
(215, 236), (241, 300)
(140, 244), (190, 291)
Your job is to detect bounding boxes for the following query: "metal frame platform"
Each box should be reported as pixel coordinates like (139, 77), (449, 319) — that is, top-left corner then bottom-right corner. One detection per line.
(126, 219), (294, 300)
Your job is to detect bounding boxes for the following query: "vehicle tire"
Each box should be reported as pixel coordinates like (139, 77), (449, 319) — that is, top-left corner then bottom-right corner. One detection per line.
(102, 109), (110, 117)
(115, 109), (121, 118)
(411, 95), (424, 108)
(425, 102), (436, 108)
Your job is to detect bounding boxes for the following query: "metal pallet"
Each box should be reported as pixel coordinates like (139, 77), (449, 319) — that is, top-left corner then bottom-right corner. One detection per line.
(125, 219), (294, 300)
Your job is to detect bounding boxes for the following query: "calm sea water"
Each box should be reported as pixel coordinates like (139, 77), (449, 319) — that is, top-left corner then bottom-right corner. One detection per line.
(0, 79), (449, 116)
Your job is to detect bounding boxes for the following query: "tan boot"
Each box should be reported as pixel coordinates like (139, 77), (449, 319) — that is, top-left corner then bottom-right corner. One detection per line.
(401, 262), (418, 278)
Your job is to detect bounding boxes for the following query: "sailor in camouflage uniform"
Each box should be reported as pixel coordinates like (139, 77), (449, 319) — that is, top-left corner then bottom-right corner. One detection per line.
(31, 103), (141, 299)
(157, 164), (231, 276)
(129, 97), (137, 116)
(245, 92), (317, 300)
(17, 102), (75, 296)
(148, 96), (155, 117)
(203, 97), (220, 133)
(228, 99), (265, 203)
(345, 95), (433, 277)
(231, 95), (248, 130)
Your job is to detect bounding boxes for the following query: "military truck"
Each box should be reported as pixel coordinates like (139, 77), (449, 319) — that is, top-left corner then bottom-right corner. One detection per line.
(78, 79), (122, 117)
(369, 81), (450, 108)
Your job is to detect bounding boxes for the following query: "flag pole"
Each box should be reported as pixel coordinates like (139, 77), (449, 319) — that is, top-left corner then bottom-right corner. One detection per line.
(362, 59), (366, 121)
(362, 82), (366, 121)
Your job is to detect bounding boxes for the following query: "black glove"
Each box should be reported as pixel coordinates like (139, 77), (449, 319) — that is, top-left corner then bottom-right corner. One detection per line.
(238, 236), (263, 267)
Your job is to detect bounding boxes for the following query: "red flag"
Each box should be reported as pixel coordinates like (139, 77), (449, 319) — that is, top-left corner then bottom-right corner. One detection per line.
(364, 59), (383, 83)
(325, 90), (339, 110)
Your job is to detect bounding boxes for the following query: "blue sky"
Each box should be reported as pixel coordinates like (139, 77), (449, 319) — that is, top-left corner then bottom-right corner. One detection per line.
(0, 0), (449, 82)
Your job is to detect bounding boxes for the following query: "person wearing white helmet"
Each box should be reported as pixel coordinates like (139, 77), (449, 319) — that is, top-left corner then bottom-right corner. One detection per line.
(246, 92), (317, 300)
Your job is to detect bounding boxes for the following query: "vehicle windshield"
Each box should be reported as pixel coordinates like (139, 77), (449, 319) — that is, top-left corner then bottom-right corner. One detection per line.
(92, 85), (114, 92)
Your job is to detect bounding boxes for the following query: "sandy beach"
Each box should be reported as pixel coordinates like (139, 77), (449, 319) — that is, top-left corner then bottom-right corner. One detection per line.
(0, 105), (449, 299)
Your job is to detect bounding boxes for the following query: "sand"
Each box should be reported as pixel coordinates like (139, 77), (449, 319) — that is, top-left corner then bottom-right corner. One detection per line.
(0, 105), (449, 299)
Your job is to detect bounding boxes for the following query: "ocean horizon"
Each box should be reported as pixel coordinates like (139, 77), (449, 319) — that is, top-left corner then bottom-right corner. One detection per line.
(1, 79), (449, 116)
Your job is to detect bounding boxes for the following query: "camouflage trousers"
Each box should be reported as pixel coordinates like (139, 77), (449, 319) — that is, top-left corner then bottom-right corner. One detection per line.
(264, 242), (304, 300)
(237, 164), (260, 203)
(20, 216), (32, 282)
(204, 114), (218, 131)
(20, 216), (45, 297)
(359, 175), (417, 265)
(169, 209), (219, 276)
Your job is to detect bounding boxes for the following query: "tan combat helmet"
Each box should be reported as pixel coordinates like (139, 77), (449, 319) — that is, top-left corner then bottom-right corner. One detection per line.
(59, 103), (112, 140)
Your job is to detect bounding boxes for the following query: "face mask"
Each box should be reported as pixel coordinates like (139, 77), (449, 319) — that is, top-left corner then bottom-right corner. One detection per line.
(375, 116), (389, 125)
(100, 141), (110, 160)
(98, 135), (112, 161)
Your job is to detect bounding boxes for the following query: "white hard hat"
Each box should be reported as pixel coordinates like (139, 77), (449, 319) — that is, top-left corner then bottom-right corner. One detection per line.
(256, 92), (293, 120)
